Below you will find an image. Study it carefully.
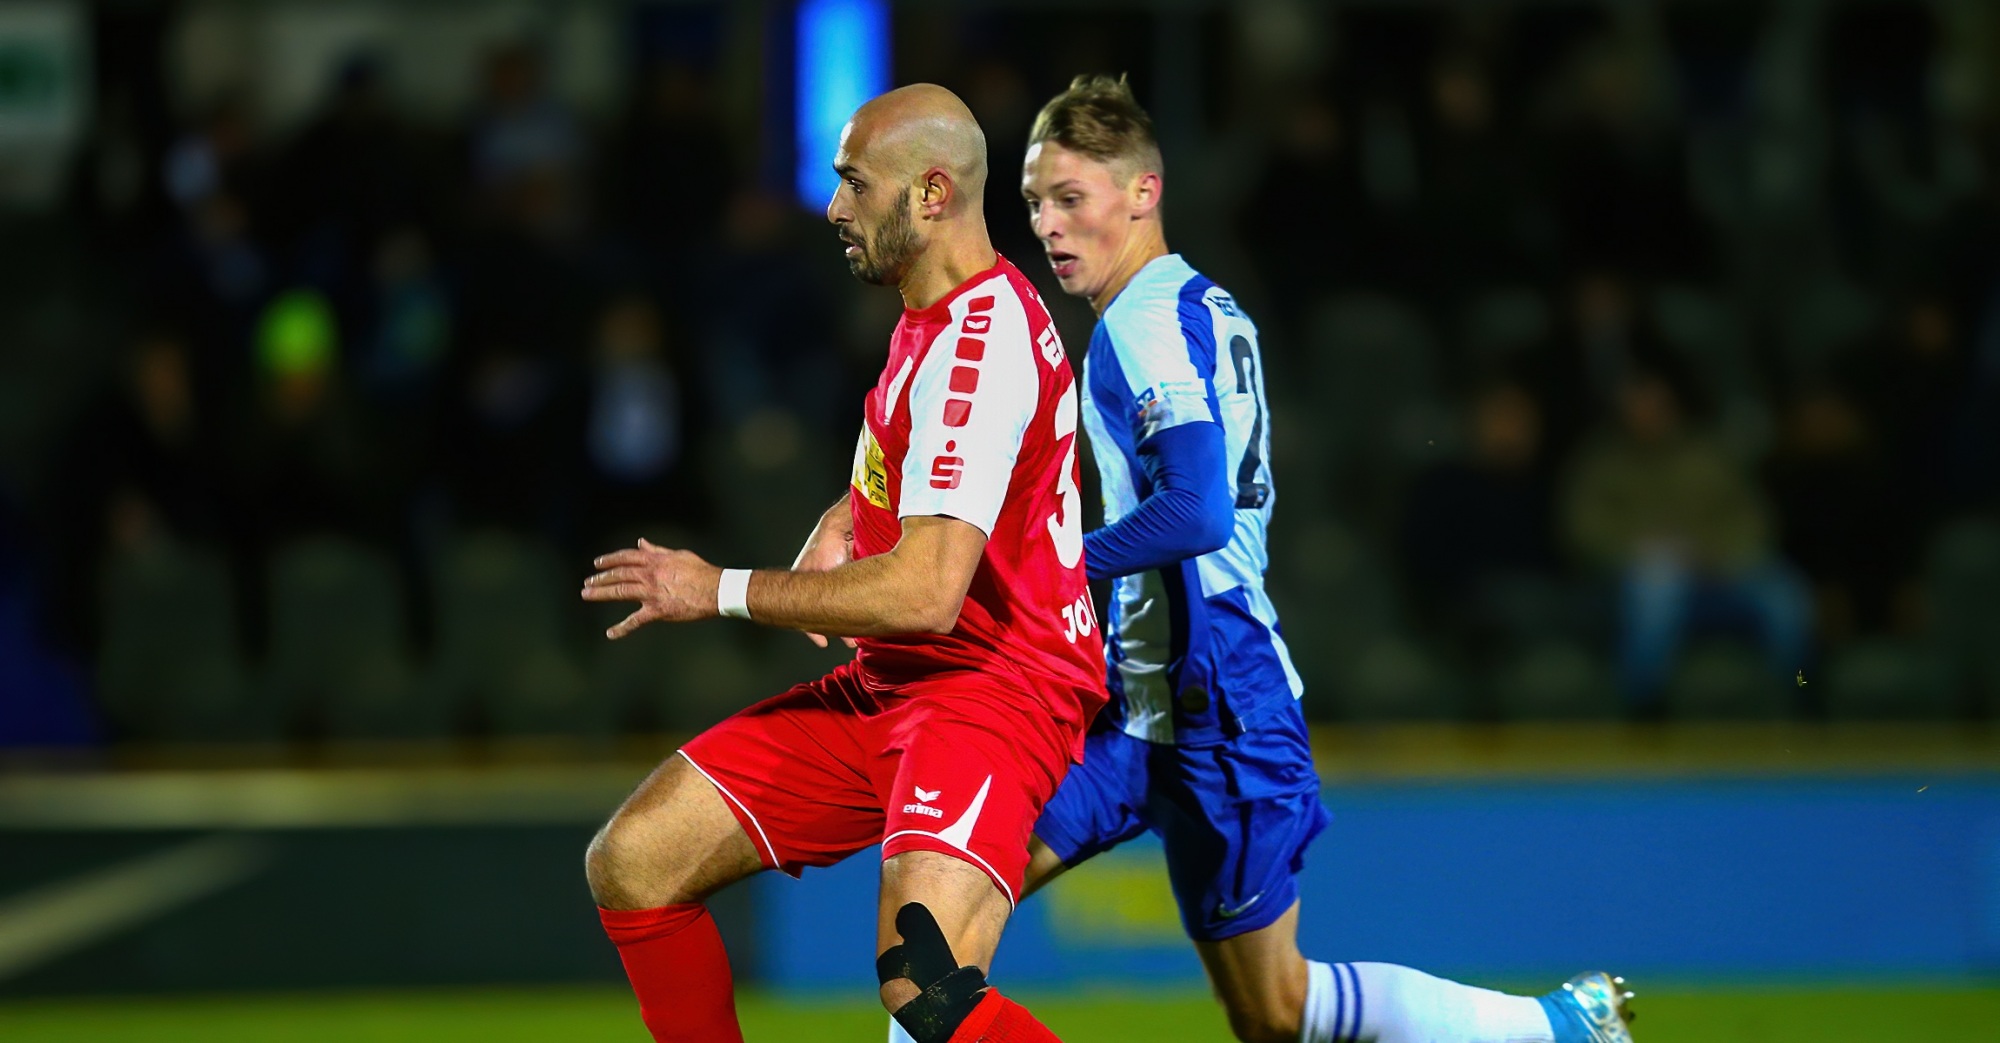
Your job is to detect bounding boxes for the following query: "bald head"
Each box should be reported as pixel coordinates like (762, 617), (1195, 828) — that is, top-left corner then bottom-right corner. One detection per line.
(827, 84), (996, 299)
(841, 83), (988, 207)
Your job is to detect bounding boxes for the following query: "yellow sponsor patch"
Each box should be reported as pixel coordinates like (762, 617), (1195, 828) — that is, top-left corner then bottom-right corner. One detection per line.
(850, 426), (891, 509)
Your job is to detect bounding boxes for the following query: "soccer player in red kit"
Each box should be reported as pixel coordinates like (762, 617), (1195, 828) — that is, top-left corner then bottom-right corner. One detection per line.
(580, 84), (1102, 1043)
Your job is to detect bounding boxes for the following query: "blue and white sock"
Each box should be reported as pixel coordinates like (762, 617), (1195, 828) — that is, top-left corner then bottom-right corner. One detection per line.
(1303, 961), (1554, 1043)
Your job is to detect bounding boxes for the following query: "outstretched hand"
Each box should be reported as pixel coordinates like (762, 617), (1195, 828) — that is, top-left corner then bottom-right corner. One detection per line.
(581, 538), (722, 639)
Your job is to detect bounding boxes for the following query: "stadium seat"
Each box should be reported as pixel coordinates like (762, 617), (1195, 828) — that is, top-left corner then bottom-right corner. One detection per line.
(1777, 277), (1881, 381)
(433, 531), (595, 737)
(1822, 639), (1958, 721)
(266, 536), (435, 739)
(1304, 293), (1445, 473)
(1665, 640), (1792, 720)
(699, 416), (852, 564)
(1458, 286), (1551, 370)
(1269, 519), (1402, 682)
(589, 618), (768, 733)
(1924, 517), (2000, 635)
(96, 541), (263, 740)
(1491, 640), (1617, 720)
(1338, 636), (1464, 721)
(1651, 285), (1757, 399)
(1921, 518), (2000, 718)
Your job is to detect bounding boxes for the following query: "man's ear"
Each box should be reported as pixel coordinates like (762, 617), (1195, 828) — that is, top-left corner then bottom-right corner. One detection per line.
(1131, 171), (1164, 217)
(918, 167), (954, 217)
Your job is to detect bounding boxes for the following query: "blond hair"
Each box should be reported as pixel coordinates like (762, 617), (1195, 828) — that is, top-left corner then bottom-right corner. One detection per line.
(1027, 73), (1162, 182)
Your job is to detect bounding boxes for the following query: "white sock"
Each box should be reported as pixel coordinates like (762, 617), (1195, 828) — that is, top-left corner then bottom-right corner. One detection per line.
(1302, 961), (1554, 1043)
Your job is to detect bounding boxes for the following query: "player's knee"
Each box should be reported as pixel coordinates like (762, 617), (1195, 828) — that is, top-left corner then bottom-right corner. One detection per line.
(584, 813), (681, 908)
(583, 818), (633, 906)
(1220, 993), (1301, 1043)
(878, 902), (990, 1042)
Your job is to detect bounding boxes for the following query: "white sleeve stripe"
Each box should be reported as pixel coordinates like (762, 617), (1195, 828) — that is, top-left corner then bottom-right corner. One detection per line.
(897, 275), (1039, 536)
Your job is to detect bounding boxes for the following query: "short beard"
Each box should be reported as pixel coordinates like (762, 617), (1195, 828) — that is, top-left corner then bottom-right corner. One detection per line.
(847, 198), (920, 286)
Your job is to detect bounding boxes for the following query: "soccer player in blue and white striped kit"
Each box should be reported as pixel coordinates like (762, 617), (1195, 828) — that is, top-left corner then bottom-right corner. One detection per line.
(989, 75), (1632, 1043)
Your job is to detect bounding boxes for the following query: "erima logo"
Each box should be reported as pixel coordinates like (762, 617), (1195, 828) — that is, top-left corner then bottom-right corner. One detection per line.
(903, 786), (945, 819)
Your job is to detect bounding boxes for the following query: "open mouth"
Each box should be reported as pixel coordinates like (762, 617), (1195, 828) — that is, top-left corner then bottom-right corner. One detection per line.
(1048, 251), (1078, 279)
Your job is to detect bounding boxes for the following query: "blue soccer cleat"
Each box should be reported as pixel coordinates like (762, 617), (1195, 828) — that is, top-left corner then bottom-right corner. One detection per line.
(1538, 971), (1636, 1043)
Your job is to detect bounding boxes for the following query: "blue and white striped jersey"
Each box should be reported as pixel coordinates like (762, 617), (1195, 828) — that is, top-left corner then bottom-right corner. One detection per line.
(1081, 253), (1302, 746)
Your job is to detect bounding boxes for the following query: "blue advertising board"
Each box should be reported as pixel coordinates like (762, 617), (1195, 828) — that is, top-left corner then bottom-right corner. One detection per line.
(753, 776), (2000, 990)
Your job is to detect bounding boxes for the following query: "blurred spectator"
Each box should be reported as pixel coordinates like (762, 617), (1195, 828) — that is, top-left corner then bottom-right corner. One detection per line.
(39, 331), (240, 651)
(1239, 91), (1366, 328)
(163, 90), (260, 218)
(702, 190), (842, 440)
(581, 294), (705, 543)
(357, 227), (454, 406)
(1562, 370), (1812, 709)
(1527, 270), (1667, 458)
(238, 290), (371, 546)
(1765, 388), (1906, 641)
(470, 42), (587, 239)
(1848, 295), (1981, 528)
(606, 60), (734, 268)
(1414, 52), (1541, 292)
(269, 54), (439, 291)
(150, 94), (272, 430)
(1400, 383), (1563, 653)
(1541, 34), (1709, 277)
(443, 336), (579, 539)
(1822, 2), (1980, 288)
(67, 88), (163, 252)
(10, 1), (2000, 738)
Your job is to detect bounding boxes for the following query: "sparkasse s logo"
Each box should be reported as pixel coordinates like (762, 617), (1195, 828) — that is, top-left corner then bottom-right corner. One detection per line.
(929, 455), (963, 489)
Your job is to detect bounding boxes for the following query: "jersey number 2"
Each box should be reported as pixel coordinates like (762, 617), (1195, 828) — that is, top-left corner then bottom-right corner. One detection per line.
(1046, 381), (1084, 569)
(1229, 335), (1270, 509)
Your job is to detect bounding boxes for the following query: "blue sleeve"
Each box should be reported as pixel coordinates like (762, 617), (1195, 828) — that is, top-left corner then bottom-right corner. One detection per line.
(1083, 420), (1233, 581)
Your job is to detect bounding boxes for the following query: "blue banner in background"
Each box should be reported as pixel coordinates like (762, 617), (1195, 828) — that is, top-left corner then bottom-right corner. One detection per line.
(793, 0), (889, 209)
(753, 776), (2000, 991)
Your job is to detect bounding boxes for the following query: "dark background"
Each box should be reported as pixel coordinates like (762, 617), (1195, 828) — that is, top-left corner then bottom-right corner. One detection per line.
(4, 0), (1999, 752)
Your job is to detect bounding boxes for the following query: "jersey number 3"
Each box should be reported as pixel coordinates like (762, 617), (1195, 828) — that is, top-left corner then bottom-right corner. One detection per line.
(1046, 381), (1084, 569)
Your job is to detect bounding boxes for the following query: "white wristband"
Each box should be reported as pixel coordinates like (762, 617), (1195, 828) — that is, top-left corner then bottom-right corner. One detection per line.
(717, 569), (753, 620)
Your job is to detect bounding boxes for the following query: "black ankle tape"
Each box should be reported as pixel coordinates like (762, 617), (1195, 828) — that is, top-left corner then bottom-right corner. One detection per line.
(890, 965), (989, 1043)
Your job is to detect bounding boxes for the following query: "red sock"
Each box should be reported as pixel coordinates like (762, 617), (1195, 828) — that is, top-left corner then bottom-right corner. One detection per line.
(599, 903), (743, 1043)
(946, 989), (1063, 1043)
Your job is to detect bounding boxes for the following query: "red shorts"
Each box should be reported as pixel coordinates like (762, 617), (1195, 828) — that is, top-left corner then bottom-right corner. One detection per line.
(678, 660), (1078, 906)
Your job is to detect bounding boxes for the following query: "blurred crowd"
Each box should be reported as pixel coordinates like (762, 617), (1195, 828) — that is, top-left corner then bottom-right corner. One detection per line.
(3, 0), (1999, 747)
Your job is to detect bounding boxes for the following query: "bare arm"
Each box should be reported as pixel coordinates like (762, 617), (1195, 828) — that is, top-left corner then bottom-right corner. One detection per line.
(792, 493), (860, 648)
(581, 514), (988, 639)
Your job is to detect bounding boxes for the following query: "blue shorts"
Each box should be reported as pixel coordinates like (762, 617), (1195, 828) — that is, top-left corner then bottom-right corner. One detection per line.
(1034, 703), (1331, 941)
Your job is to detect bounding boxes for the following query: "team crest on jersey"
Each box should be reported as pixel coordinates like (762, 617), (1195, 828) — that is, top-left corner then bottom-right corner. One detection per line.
(850, 426), (891, 509)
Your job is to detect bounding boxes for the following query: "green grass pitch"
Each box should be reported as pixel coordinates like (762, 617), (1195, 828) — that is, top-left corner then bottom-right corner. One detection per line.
(0, 984), (1992, 1041)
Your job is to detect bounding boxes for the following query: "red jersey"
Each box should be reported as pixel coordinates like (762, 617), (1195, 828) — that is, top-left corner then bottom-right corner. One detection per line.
(846, 255), (1106, 748)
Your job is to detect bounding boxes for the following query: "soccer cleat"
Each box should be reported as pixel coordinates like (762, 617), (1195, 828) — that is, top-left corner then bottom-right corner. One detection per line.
(1538, 971), (1636, 1043)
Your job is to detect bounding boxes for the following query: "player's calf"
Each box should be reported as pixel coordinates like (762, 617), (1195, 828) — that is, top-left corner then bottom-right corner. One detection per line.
(879, 902), (1064, 1043)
